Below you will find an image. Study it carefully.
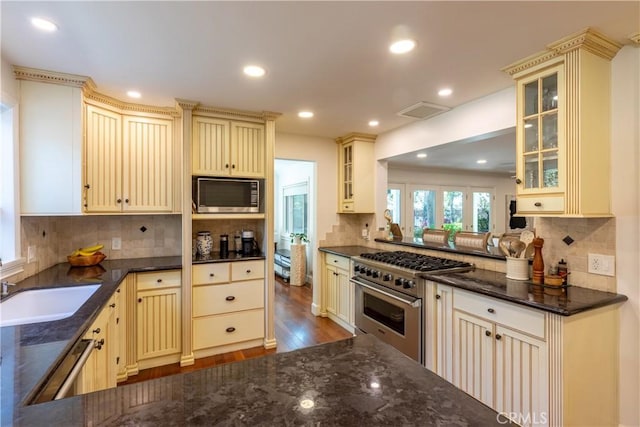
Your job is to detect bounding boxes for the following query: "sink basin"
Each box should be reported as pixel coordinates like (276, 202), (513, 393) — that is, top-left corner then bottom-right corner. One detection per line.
(0, 284), (101, 327)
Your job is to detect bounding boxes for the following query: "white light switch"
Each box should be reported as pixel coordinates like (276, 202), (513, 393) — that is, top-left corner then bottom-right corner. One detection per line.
(27, 246), (37, 263)
(112, 237), (122, 251)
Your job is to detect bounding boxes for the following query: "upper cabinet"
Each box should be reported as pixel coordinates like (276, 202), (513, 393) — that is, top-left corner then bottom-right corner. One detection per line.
(192, 116), (265, 178)
(335, 133), (376, 213)
(84, 103), (175, 213)
(18, 77), (87, 215)
(503, 28), (622, 217)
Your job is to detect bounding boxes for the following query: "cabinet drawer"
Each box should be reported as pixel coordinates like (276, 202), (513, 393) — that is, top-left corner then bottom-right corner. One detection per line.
(136, 270), (181, 291)
(453, 289), (545, 339)
(325, 253), (350, 271)
(341, 202), (354, 212)
(193, 280), (264, 317)
(192, 263), (230, 285)
(231, 260), (264, 281)
(516, 195), (565, 213)
(193, 309), (264, 350)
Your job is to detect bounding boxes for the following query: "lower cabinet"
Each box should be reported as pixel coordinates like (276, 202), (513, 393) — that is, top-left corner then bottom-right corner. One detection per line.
(192, 260), (265, 358)
(323, 253), (354, 332)
(135, 270), (182, 369)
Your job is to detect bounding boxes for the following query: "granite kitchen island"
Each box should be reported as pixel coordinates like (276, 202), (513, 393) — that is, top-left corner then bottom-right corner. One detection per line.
(14, 334), (505, 426)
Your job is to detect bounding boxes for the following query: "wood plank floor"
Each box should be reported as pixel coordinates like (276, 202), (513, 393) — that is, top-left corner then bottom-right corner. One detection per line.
(120, 276), (353, 385)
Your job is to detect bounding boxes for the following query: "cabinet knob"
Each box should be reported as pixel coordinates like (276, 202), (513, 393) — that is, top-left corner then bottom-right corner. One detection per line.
(485, 330), (492, 337)
(515, 178), (522, 184)
(487, 308), (495, 314)
(534, 202), (542, 207)
(225, 296), (235, 301)
(496, 334), (502, 340)
(84, 184), (91, 189)
(117, 198), (122, 203)
(138, 298), (142, 303)
(435, 294), (441, 300)
(226, 327), (236, 333)
(232, 164), (236, 169)
(125, 198), (129, 204)
(110, 303), (116, 308)
(225, 164), (230, 169)
(246, 269), (251, 274)
(93, 328), (101, 334)
(157, 279), (163, 283)
(209, 273), (215, 277)
(95, 338), (105, 350)
(117, 288), (121, 293)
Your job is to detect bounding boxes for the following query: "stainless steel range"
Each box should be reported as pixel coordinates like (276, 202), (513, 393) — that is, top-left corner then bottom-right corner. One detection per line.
(351, 251), (474, 363)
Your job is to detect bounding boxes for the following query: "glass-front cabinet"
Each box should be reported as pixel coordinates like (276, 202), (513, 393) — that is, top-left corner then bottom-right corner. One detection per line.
(505, 28), (620, 217)
(336, 133), (376, 213)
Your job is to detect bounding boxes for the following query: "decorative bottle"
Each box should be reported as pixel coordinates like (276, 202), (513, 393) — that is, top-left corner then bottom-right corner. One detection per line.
(531, 237), (545, 284)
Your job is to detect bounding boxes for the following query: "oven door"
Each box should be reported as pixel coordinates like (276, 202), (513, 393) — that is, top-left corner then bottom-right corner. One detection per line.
(351, 277), (422, 363)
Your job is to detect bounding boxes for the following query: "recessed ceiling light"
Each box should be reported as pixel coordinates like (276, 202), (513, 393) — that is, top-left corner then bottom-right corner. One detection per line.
(477, 159), (487, 164)
(127, 91), (141, 99)
(31, 17), (57, 32)
(389, 39), (416, 54)
(438, 88), (453, 97)
(368, 120), (379, 127)
(416, 153), (427, 159)
(298, 111), (314, 119)
(243, 65), (266, 77)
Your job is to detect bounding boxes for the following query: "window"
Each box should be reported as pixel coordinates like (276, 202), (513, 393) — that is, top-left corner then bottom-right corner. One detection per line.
(386, 185), (403, 224)
(443, 189), (464, 238)
(0, 97), (23, 278)
(412, 189), (437, 239)
(283, 182), (308, 235)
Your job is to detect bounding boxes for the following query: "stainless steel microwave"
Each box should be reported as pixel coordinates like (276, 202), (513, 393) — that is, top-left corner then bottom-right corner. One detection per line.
(193, 177), (260, 213)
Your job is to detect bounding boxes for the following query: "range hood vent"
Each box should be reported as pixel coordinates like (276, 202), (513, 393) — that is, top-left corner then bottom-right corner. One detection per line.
(397, 101), (450, 120)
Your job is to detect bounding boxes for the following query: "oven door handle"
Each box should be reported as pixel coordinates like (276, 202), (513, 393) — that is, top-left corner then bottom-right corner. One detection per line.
(54, 339), (96, 400)
(350, 279), (422, 308)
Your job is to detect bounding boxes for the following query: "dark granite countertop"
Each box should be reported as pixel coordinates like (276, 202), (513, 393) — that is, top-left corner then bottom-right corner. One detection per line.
(374, 237), (506, 260)
(1, 256), (181, 413)
(13, 334), (505, 426)
(422, 268), (628, 316)
(318, 245), (380, 257)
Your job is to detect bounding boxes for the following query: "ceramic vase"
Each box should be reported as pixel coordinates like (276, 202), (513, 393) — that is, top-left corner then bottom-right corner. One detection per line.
(196, 231), (213, 257)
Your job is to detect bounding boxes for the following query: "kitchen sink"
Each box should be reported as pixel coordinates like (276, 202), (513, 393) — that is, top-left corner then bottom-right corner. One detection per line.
(0, 284), (101, 327)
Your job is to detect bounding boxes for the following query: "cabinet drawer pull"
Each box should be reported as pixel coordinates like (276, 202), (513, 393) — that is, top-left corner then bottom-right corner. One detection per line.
(226, 327), (236, 333)
(246, 269), (251, 274)
(333, 260), (338, 263)
(93, 328), (101, 334)
(84, 184), (91, 189)
(225, 296), (235, 301)
(209, 273), (215, 277)
(496, 334), (502, 340)
(534, 202), (542, 207)
(109, 303), (116, 308)
(157, 279), (163, 283)
(487, 308), (495, 314)
(485, 330), (492, 337)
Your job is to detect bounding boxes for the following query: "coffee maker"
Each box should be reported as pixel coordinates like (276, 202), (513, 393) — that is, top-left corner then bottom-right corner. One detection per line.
(241, 230), (259, 255)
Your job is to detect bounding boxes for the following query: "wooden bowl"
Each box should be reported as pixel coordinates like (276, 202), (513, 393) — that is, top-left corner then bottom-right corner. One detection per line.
(67, 252), (107, 267)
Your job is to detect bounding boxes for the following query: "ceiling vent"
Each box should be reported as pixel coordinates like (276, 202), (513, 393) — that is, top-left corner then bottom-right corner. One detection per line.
(397, 101), (450, 120)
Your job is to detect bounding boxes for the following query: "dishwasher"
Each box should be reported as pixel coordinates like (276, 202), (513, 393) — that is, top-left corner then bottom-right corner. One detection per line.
(29, 338), (96, 403)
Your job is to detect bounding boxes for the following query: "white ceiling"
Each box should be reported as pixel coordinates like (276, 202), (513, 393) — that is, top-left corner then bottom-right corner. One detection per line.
(2, 1), (638, 173)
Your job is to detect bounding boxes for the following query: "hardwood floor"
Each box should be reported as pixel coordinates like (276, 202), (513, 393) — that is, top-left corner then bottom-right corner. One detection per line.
(120, 276), (352, 385)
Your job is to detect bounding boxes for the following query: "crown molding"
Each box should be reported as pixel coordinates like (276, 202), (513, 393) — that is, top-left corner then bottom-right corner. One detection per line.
(335, 132), (377, 144)
(175, 99), (199, 111)
(547, 27), (622, 60)
(630, 32), (640, 45)
(501, 49), (561, 76)
(84, 90), (180, 117)
(13, 65), (96, 90)
(194, 104), (280, 123)
(262, 111), (282, 121)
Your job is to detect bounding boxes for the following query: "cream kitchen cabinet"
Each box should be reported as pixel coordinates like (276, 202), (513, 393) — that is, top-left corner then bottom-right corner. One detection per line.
(18, 79), (84, 215)
(192, 260), (265, 357)
(192, 116), (265, 178)
(504, 28), (621, 217)
(433, 284), (453, 382)
(84, 104), (174, 213)
(323, 253), (354, 332)
(135, 270), (182, 369)
(452, 289), (548, 426)
(335, 133), (376, 213)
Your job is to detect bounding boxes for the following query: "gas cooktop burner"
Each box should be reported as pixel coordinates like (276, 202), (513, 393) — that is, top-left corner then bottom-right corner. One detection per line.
(359, 251), (473, 273)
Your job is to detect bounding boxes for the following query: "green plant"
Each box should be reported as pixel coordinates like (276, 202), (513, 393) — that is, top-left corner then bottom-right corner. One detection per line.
(290, 233), (309, 244)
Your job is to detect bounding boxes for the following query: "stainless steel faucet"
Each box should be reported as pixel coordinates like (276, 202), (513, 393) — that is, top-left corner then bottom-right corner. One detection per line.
(1, 281), (16, 296)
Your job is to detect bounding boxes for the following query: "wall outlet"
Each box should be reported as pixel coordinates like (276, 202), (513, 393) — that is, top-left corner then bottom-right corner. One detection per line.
(361, 229), (368, 238)
(27, 246), (37, 263)
(588, 253), (615, 276)
(112, 237), (122, 251)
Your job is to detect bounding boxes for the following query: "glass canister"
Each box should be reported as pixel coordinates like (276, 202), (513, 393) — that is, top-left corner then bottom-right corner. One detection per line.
(196, 231), (213, 257)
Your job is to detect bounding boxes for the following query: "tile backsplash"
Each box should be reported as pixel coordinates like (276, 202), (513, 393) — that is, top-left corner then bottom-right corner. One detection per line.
(319, 213), (376, 247)
(16, 215), (182, 282)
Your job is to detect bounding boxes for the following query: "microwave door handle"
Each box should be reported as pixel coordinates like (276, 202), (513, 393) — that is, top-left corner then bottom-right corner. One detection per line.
(350, 279), (421, 308)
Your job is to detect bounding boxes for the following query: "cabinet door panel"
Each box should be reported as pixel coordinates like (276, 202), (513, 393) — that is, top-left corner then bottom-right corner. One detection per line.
(453, 310), (494, 407)
(325, 265), (338, 315)
(435, 285), (454, 382)
(231, 122), (264, 177)
(85, 105), (122, 212)
(192, 117), (231, 176)
(337, 269), (350, 323)
(136, 288), (181, 360)
(122, 116), (173, 212)
(495, 326), (548, 427)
